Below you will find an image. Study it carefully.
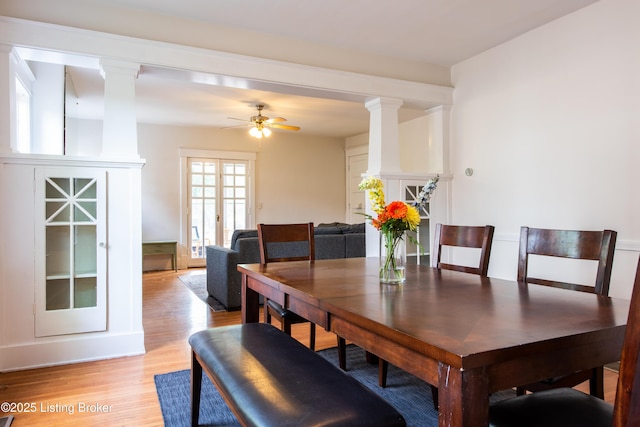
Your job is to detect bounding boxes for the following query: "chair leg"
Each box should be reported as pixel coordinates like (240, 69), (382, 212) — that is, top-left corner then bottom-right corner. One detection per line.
(430, 385), (439, 411)
(337, 337), (347, 370)
(264, 299), (271, 324)
(378, 360), (388, 388)
(309, 323), (316, 351)
(515, 386), (526, 396)
(281, 317), (292, 335)
(590, 366), (605, 399)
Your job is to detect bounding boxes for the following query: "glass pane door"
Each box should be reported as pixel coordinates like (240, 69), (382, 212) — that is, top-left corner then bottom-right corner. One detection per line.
(188, 158), (250, 266)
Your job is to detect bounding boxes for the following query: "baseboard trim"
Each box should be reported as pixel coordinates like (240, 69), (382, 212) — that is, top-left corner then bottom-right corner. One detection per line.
(0, 331), (145, 372)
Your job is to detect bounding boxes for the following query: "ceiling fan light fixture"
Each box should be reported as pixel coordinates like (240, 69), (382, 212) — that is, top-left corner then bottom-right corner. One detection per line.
(249, 126), (262, 138)
(229, 105), (298, 139)
(249, 124), (271, 139)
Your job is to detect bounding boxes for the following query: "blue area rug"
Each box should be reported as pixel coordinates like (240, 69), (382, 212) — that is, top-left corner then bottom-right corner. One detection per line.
(155, 344), (515, 426)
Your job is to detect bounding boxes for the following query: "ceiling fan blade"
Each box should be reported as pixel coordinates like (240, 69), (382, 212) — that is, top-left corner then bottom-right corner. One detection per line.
(227, 117), (251, 122)
(220, 123), (251, 130)
(266, 117), (287, 123)
(269, 123), (300, 131)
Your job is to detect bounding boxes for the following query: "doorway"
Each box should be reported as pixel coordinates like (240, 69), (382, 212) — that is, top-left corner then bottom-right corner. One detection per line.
(182, 150), (255, 268)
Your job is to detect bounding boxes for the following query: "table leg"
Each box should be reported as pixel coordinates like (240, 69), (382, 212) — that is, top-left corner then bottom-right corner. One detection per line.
(437, 363), (489, 426)
(241, 274), (260, 324)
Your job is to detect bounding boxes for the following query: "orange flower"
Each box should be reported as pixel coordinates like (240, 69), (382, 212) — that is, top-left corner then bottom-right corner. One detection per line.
(385, 201), (408, 220)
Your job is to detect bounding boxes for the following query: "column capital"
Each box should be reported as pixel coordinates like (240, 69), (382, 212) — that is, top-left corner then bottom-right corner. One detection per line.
(99, 59), (140, 79)
(365, 97), (404, 112)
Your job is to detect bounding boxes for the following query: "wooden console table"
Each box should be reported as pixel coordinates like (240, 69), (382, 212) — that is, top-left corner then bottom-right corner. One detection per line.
(142, 241), (177, 271)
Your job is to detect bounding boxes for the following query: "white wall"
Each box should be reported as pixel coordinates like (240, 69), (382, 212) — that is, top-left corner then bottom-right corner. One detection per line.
(450, 0), (640, 299)
(30, 61), (64, 154)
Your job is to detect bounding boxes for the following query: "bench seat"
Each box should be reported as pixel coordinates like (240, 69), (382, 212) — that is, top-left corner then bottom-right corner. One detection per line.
(189, 323), (406, 427)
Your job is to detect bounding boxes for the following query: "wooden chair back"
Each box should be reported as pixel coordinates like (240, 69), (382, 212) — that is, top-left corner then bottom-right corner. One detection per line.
(257, 223), (315, 264)
(614, 256), (640, 426)
(431, 224), (495, 276)
(517, 227), (617, 295)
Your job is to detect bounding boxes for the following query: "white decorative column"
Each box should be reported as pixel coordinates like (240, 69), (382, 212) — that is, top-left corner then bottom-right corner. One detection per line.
(364, 97), (405, 257)
(365, 97), (403, 177)
(99, 59), (140, 159)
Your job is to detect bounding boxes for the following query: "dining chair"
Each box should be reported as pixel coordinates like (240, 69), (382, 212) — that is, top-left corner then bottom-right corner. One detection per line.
(489, 255), (640, 427)
(515, 227), (617, 398)
(431, 223), (495, 275)
(379, 223), (495, 408)
(257, 222), (317, 350)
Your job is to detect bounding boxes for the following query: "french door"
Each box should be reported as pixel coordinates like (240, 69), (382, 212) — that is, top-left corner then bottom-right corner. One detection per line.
(187, 157), (252, 267)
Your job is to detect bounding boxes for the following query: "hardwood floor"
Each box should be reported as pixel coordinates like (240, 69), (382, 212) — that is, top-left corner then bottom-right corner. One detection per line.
(0, 269), (619, 426)
(0, 269), (337, 426)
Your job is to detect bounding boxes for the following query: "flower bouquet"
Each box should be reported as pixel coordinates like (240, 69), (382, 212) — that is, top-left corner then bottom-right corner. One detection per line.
(359, 175), (439, 283)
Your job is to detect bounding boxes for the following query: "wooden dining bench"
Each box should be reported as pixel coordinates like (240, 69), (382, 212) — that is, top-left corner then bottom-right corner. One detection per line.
(189, 323), (406, 427)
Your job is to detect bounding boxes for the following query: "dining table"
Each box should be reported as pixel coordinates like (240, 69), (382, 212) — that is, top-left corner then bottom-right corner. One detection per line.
(238, 257), (629, 427)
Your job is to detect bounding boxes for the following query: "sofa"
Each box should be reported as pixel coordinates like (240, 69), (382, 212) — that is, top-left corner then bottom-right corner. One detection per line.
(206, 223), (366, 310)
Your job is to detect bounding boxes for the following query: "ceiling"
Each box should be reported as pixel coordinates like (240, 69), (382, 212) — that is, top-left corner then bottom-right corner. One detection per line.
(60, 0), (598, 139)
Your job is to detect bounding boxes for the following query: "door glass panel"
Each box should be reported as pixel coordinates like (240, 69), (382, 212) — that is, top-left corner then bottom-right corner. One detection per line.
(74, 277), (97, 308)
(222, 161), (248, 247)
(46, 279), (70, 310)
(74, 178), (95, 197)
(45, 177), (99, 311)
(190, 161), (216, 259)
(46, 202), (70, 222)
(75, 225), (97, 277)
(203, 199), (216, 256)
(404, 184), (431, 266)
(46, 226), (70, 277)
(76, 201), (97, 221)
(47, 178), (70, 197)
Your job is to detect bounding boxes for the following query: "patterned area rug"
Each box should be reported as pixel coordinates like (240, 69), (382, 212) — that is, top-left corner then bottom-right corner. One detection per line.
(178, 273), (227, 312)
(155, 344), (516, 427)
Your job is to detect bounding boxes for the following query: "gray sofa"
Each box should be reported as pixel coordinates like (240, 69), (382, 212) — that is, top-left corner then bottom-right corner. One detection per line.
(206, 223), (366, 310)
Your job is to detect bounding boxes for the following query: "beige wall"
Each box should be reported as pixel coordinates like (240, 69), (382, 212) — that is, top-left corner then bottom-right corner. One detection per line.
(137, 123), (347, 240)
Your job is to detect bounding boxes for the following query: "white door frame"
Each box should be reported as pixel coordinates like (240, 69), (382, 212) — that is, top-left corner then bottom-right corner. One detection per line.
(345, 145), (368, 224)
(179, 148), (256, 268)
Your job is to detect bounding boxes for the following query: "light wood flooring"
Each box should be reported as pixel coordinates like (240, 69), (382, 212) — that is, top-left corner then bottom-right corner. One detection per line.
(0, 268), (619, 426)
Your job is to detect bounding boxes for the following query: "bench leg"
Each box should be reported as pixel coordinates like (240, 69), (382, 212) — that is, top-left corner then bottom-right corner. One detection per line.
(191, 351), (203, 427)
(337, 336), (347, 370)
(309, 323), (316, 351)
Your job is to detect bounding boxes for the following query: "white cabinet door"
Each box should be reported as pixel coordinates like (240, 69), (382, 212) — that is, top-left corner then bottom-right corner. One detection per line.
(34, 167), (107, 337)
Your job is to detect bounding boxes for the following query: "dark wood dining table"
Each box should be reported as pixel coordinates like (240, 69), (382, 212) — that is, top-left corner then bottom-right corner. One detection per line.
(238, 257), (629, 427)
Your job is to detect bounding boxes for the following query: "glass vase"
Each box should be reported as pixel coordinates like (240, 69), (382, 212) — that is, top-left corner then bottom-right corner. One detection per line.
(379, 232), (406, 284)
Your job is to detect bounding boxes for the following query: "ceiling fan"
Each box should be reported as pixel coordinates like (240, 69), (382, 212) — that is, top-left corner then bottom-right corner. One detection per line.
(227, 104), (301, 139)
